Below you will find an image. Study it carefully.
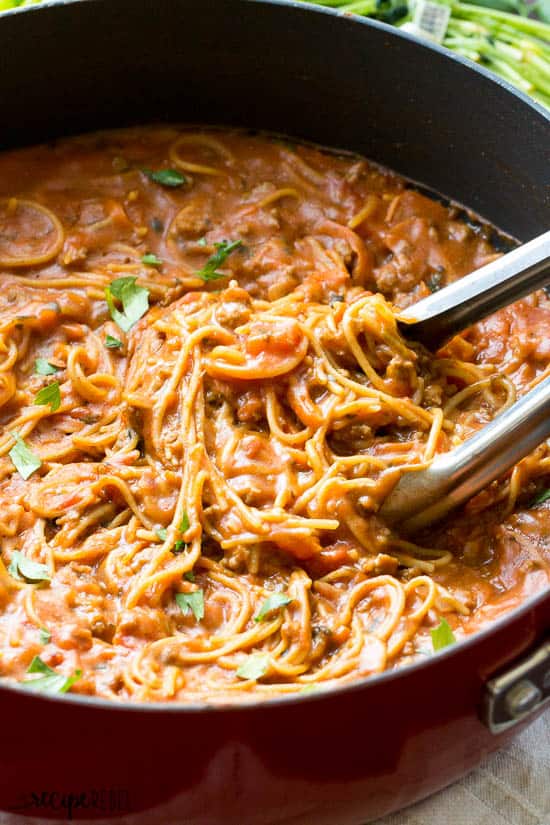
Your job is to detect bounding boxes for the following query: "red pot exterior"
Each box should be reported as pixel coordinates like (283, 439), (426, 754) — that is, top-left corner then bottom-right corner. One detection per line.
(1, 592), (547, 825)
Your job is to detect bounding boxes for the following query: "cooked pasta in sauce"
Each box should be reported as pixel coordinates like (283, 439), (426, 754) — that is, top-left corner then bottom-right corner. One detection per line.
(0, 127), (548, 702)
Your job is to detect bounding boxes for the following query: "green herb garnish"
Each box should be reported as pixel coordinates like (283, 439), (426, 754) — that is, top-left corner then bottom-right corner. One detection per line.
(196, 240), (242, 281)
(156, 527), (168, 542)
(105, 335), (123, 349)
(431, 618), (457, 652)
(179, 512), (190, 534)
(105, 277), (149, 332)
(529, 488), (550, 508)
(255, 593), (292, 622)
(184, 570), (195, 582)
(8, 551), (50, 584)
(34, 382), (61, 413)
(170, 512), (191, 553)
(34, 358), (60, 376)
(141, 253), (163, 267)
(143, 168), (186, 188)
(236, 653), (270, 681)
(39, 627), (51, 644)
(175, 589), (204, 622)
(23, 656), (81, 694)
(9, 434), (41, 480)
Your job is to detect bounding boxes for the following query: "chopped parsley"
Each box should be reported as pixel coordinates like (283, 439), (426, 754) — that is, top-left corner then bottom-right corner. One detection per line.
(196, 240), (242, 281)
(8, 551), (50, 584)
(105, 335), (123, 349)
(105, 277), (150, 332)
(143, 168), (187, 188)
(529, 488), (550, 508)
(141, 253), (163, 267)
(9, 434), (41, 480)
(236, 653), (270, 681)
(156, 527), (168, 542)
(255, 592), (292, 622)
(23, 656), (81, 694)
(34, 358), (60, 376)
(184, 570), (195, 582)
(430, 618), (456, 652)
(170, 512), (191, 553)
(39, 627), (52, 644)
(175, 589), (204, 622)
(34, 382), (61, 413)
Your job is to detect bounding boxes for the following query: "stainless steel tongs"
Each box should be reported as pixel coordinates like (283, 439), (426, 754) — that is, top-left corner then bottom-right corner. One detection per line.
(379, 230), (550, 533)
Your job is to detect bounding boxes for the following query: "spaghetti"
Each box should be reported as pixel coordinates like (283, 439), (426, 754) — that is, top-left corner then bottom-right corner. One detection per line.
(0, 127), (548, 703)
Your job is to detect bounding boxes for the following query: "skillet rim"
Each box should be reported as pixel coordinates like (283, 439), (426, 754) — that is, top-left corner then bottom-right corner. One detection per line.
(2, 0), (549, 125)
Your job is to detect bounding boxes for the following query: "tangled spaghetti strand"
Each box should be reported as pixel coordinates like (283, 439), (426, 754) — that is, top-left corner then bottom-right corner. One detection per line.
(0, 127), (548, 703)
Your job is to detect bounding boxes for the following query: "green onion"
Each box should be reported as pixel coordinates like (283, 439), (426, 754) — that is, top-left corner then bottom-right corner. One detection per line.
(297, 0), (550, 108)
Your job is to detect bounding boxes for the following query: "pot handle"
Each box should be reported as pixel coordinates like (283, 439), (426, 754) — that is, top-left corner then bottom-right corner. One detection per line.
(482, 638), (550, 733)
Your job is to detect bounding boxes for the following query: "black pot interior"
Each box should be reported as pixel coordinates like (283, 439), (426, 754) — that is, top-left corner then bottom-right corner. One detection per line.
(0, 0), (549, 239)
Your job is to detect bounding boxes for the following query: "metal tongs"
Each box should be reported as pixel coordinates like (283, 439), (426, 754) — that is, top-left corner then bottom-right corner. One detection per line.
(380, 230), (550, 533)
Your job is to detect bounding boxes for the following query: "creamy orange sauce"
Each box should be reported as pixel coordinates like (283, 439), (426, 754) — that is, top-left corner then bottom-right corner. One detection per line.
(0, 127), (547, 703)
